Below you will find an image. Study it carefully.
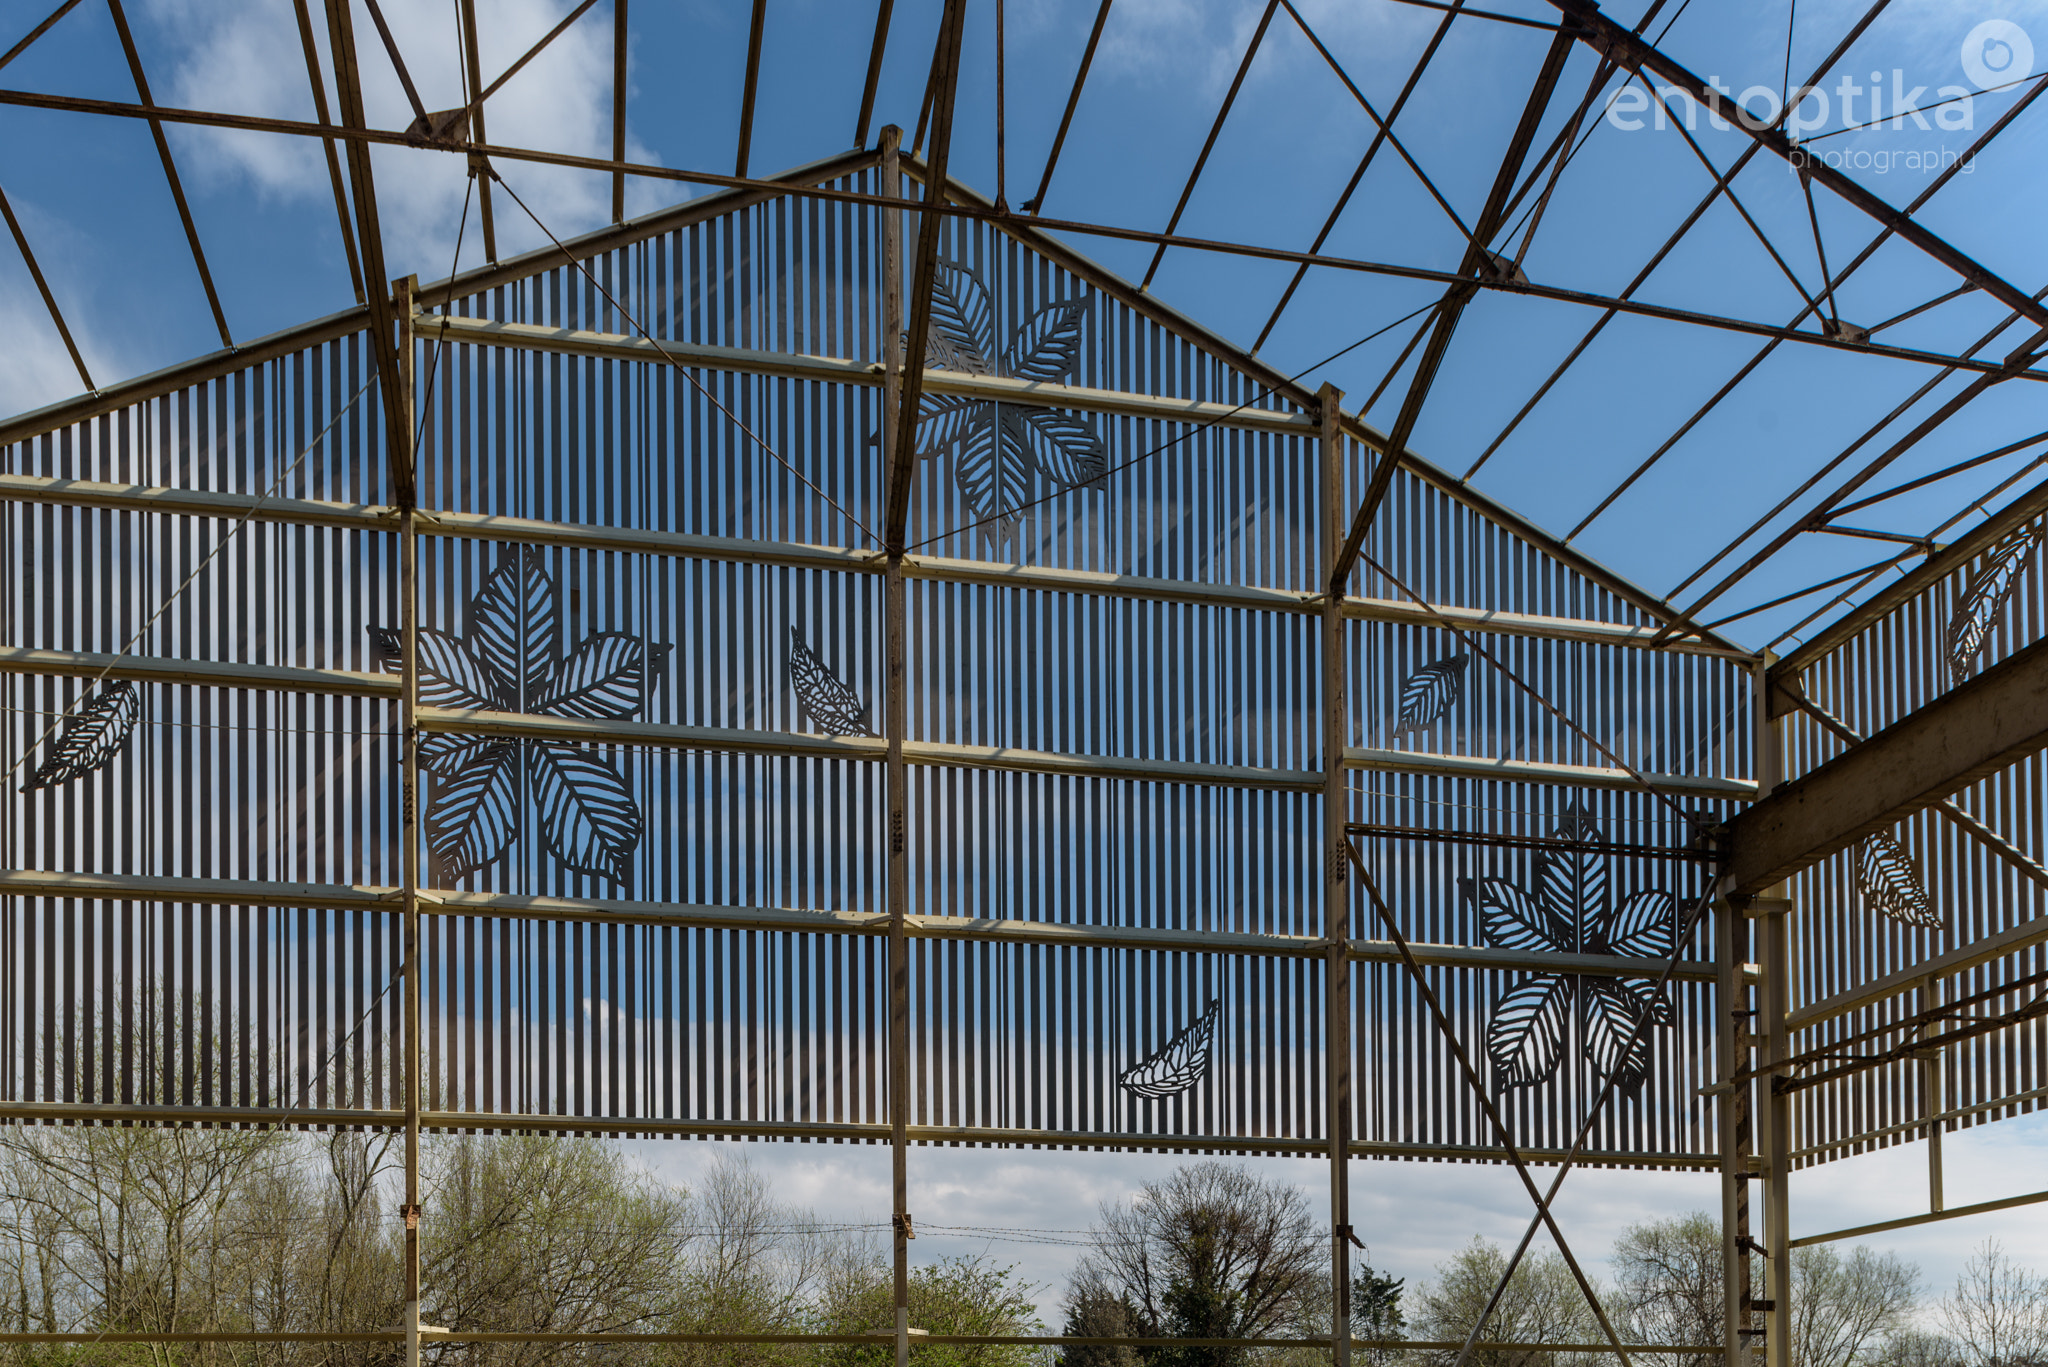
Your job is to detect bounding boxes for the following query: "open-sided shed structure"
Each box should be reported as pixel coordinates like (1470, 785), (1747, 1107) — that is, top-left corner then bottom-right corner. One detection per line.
(4, 2), (2048, 1366)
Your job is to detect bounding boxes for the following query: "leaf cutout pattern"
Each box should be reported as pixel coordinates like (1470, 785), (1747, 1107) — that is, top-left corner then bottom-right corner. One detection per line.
(426, 740), (521, 880)
(24, 683), (141, 790)
(1581, 979), (1656, 1095)
(1015, 409), (1107, 488)
(1120, 998), (1221, 1099)
(1857, 833), (1941, 928)
(906, 257), (1108, 544)
(1393, 653), (1469, 737)
(1003, 300), (1088, 382)
(371, 546), (661, 886)
(1468, 804), (1681, 1093)
(928, 261), (994, 374)
(530, 743), (641, 883)
(788, 628), (876, 736)
(541, 634), (664, 719)
(1486, 976), (1573, 1088)
(957, 409), (1034, 545)
(470, 547), (557, 708)
(1945, 525), (2043, 679)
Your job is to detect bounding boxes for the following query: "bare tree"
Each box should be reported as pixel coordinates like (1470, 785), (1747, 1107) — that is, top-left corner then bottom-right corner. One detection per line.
(1063, 1162), (1323, 1367)
(1609, 1213), (1725, 1367)
(1406, 1237), (1600, 1367)
(1788, 1245), (1918, 1367)
(1938, 1241), (2048, 1367)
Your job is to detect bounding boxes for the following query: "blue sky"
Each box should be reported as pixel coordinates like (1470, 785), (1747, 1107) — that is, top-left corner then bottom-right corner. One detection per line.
(7, 0), (2048, 1319)
(6, 0), (2048, 645)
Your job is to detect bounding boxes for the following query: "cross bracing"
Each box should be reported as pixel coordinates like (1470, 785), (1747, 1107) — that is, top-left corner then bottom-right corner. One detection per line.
(4, 4), (2048, 1367)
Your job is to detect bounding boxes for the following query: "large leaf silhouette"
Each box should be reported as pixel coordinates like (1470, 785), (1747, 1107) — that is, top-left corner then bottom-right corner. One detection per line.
(1581, 979), (1656, 1095)
(1392, 654), (1469, 737)
(24, 683), (141, 790)
(529, 743), (640, 883)
(1487, 976), (1573, 1088)
(413, 628), (504, 710)
(928, 261), (994, 374)
(1014, 409), (1107, 488)
(427, 740), (521, 879)
(788, 628), (875, 736)
(914, 396), (989, 462)
(470, 548), (557, 707)
(1003, 299), (1087, 382)
(955, 407), (1032, 543)
(1120, 998), (1220, 1099)
(541, 635), (667, 719)
(1471, 878), (1560, 958)
(1601, 889), (1676, 959)
(1857, 833), (1940, 928)
(1535, 845), (1606, 955)
(1945, 525), (2042, 679)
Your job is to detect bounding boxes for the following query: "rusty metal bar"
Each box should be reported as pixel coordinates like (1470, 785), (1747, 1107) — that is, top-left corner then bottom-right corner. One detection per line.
(289, 0), (366, 302)
(457, 0), (497, 259)
(0, 0), (83, 70)
(853, 0), (894, 147)
(610, 0), (626, 222)
(0, 179), (91, 390)
(105, 0), (231, 348)
(1023, 0), (1110, 214)
(734, 0), (767, 177)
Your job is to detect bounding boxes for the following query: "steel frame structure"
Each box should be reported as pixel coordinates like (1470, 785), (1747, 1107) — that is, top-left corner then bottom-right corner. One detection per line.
(5, 4), (2048, 1367)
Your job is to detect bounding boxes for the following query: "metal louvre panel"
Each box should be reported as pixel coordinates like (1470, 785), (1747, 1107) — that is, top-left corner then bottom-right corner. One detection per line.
(422, 918), (886, 1133)
(1350, 782), (1723, 1164)
(1778, 521), (2048, 1162)
(3, 334), (397, 1118)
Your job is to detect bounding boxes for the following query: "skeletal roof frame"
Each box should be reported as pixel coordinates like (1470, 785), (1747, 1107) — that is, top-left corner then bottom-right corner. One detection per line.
(5, 2), (2048, 1366)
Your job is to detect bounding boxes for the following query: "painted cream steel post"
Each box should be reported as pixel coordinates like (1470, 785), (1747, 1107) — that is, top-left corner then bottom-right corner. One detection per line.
(1723, 653), (1773, 1367)
(878, 125), (913, 1367)
(1919, 976), (1945, 1212)
(1761, 899), (1792, 1367)
(393, 274), (424, 1367)
(1319, 384), (1354, 1367)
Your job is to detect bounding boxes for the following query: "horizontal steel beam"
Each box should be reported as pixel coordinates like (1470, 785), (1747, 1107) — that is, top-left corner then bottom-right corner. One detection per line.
(2, 472), (1747, 654)
(0, 646), (399, 698)
(1789, 1187), (2048, 1249)
(417, 312), (1317, 436)
(1727, 636), (2048, 896)
(0, 872), (1715, 981)
(1788, 913), (2048, 1031)
(0, 1100), (1715, 1167)
(1347, 745), (1758, 800)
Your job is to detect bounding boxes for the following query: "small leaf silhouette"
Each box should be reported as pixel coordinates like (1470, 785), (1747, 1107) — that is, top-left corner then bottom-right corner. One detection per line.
(1003, 299), (1087, 383)
(1015, 408), (1107, 488)
(1119, 998), (1220, 1099)
(788, 628), (875, 736)
(367, 626), (402, 666)
(1393, 653), (1469, 737)
(426, 739), (521, 880)
(1945, 525), (2042, 679)
(24, 683), (141, 790)
(1857, 833), (1941, 928)
(1486, 975), (1573, 1088)
(529, 743), (640, 883)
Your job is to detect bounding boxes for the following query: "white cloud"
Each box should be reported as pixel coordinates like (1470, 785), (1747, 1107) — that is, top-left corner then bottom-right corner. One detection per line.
(0, 196), (122, 415)
(144, 0), (665, 287)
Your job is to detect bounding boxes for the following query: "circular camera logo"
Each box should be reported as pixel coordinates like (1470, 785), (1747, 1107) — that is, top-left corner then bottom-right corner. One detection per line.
(1962, 19), (2034, 90)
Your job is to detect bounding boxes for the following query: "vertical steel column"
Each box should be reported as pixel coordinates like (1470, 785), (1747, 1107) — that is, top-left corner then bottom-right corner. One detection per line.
(1760, 900), (1793, 1367)
(878, 126), (914, 1367)
(1919, 975), (1945, 1212)
(1723, 654), (1774, 1367)
(392, 275), (423, 1367)
(1319, 385), (1353, 1367)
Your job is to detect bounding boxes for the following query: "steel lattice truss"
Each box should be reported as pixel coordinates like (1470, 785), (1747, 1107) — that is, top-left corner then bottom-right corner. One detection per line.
(2, 1), (2047, 1362)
